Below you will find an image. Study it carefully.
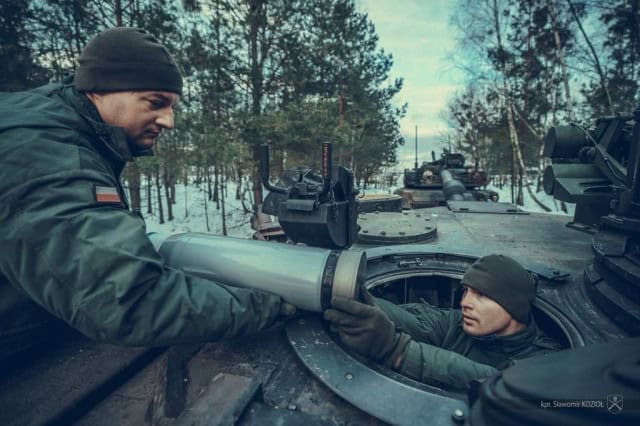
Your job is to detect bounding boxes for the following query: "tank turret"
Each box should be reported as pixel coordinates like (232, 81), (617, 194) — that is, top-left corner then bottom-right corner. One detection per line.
(3, 114), (640, 426)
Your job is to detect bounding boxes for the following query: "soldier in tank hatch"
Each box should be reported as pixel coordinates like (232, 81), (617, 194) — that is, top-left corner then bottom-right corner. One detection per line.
(324, 254), (562, 390)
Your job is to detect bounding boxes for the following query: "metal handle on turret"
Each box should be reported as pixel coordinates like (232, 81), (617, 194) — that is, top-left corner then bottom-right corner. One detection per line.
(318, 142), (332, 197)
(260, 144), (288, 194)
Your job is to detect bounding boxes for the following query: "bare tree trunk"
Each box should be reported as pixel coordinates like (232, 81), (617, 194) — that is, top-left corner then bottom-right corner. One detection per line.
(183, 167), (189, 218)
(155, 166), (164, 224)
(241, 176), (252, 214)
(517, 169), (524, 206)
(195, 164), (202, 185)
(220, 168), (227, 236)
(548, 0), (575, 121)
(248, 1), (266, 211)
(115, 0), (123, 26)
(213, 166), (219, 208)
(511, 143), (516, 204)
(252, 147), (264, 211)
(236, 168), (242, 200)
(506, 101), (524, 206)
(184, 181), (188, 218)
(163, 165), (173, 221)
(507, 103), (548, 208)
(536, 142), (546, 194)
(490, 0), (546, 209)
(566, 0), (614, 114)
(207, 164), (213, 202)
(203, 184), (210, 232)
(124, 162), (141, 211)
(146, 172), (153, 214)
(511, 106), (553, 211)
(491, 0), (522, 205)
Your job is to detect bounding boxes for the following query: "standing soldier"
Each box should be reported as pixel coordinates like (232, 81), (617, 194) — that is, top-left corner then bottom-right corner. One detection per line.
(0, 28), (293, 361)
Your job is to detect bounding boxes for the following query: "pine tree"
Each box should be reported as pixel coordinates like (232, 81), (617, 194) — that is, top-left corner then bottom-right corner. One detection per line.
(0, 0), (51, 90)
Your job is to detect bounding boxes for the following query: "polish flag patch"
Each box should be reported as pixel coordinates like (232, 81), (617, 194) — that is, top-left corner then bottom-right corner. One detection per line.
(94, 185), (122, 204)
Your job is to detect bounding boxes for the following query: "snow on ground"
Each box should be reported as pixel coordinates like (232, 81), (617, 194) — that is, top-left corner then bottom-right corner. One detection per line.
(141, 181), (256, 238)
(140, 176), (575, 238)
(485, 182), (576, 216)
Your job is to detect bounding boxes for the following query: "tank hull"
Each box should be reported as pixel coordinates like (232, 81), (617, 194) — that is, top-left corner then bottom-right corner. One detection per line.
(2, 207), (631, 426)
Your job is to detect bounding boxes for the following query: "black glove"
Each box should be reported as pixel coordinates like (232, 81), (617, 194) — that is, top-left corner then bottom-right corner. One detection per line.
(279, 301), (297, 317)
(324, 291), (410, 367)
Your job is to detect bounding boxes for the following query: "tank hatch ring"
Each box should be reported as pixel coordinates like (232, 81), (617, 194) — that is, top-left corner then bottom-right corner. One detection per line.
(286, 251), (583, 425)
(286, 316), (468, 426)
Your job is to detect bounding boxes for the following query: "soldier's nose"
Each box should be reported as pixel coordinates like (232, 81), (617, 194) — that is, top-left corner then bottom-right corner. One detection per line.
(460, 292), (472, 309)
(156, 109), (174, 129)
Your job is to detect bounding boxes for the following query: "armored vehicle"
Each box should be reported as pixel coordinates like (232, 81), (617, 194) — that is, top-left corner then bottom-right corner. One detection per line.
(397, 149), (499, 209)
(1, 113), (639, 426)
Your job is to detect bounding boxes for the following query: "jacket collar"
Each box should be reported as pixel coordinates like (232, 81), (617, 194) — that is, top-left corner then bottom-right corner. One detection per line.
(469, 315), (538, 353)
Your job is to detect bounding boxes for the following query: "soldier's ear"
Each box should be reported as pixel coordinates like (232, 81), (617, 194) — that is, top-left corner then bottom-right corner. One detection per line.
(84, 92), (112, 118)
(85, 92), (114, 104)
(84, 92), (102, 107)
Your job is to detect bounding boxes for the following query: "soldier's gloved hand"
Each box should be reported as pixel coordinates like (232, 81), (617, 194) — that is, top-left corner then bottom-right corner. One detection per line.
(279, 301), (297, 318)
(324, 295), (410, 367)
(358, 286), (378, 306)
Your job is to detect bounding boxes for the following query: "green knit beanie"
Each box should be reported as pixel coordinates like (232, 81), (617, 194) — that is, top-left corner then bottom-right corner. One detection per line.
(74, 27), (182, 95)
(461, 254), (535, 323)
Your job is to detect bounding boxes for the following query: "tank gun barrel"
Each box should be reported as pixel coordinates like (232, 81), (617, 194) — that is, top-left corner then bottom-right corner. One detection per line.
(440, 169), (465, 201)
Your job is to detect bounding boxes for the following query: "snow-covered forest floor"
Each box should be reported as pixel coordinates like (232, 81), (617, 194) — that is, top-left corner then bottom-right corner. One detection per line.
(484, 182), (575, 216)
(141, 180), (255, 238)
(141, 176), (575, 238)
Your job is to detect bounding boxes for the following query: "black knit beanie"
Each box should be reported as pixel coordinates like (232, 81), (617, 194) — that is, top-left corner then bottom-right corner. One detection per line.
(74, 27), (182, 95)
(461, 254), (535, 323)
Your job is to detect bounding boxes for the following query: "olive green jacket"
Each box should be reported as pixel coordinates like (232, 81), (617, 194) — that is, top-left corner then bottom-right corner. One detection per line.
(0, 82), (283, 358)
(376, 298), (562, 390)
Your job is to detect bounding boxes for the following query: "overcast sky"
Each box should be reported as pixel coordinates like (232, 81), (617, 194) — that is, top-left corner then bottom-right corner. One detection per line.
(356, 0), (465, 169)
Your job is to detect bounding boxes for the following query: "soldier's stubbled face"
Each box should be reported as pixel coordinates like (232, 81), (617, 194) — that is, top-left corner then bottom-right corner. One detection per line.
(460, 286), (525, 337)
(87, 91), (179, 149)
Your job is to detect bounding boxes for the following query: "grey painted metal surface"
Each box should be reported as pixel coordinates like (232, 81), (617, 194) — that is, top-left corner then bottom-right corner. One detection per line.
(363, 241), (568, 282)
(446, 201), (528, 214)
(357, 211), (437, 245)
(286, 316), (468, 426)
(356, 194), (403, 213)
(151, 232), (364, 312)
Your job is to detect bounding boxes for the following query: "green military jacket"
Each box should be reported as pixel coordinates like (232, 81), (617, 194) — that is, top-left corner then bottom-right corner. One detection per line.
(0, 82), (283, 359)
(376, 298), (562, 391)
